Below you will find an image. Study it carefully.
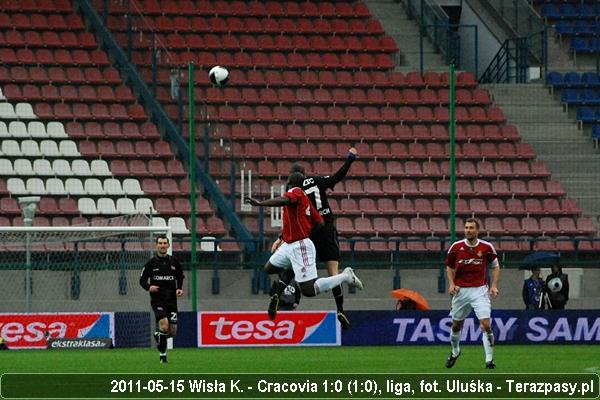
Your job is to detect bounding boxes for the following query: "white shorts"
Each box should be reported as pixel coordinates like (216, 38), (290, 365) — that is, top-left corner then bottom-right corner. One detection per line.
(449, 285), (491, 321)
(268, 238), (318, 283)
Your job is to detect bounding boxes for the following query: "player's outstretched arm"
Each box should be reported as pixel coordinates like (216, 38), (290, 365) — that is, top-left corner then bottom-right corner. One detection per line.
(246, 196), (291, 207)
(323, 147), (358, 188)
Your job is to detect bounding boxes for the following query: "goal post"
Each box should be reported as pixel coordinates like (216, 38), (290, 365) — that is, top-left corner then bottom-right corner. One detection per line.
(0, 224), (172, 314)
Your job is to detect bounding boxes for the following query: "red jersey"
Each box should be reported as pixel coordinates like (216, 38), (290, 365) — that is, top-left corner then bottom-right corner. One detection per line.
(445, 239), (498, 287)
(281, 187), (323, 243)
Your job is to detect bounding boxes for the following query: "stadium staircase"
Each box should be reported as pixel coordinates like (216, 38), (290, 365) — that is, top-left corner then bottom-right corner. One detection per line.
(483, 83), (600, 232)
(478, 0), (600, 233)
(363, 0), (447, 71)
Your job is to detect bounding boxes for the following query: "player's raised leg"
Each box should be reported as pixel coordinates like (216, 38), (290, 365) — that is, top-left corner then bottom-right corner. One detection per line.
(307, 267), (363, 296)
(263, 244), (295, 320)
(326, 260), (350, 329)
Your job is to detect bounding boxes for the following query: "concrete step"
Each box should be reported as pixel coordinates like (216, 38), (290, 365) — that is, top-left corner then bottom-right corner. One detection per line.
(532, 143), (595, 154)
(363, 0), (447, 70)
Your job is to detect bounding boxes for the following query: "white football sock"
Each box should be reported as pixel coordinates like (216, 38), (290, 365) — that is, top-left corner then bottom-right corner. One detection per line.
(314, 273), (348, 294)
(482, 331), (494, 362)
(450, 330), (461, 357)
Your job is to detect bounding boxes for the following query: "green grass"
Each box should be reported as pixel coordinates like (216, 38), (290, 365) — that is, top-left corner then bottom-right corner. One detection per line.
(1, 345), (598, 374)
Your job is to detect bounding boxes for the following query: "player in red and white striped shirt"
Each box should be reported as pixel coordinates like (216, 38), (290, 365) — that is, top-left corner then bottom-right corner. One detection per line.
(444, 218), (500, 369)
(247, 172), (363, 320)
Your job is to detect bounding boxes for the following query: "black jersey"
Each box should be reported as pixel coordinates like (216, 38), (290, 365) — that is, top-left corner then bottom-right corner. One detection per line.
(301, 155), (355, 225)
(139, 254), (184, 301)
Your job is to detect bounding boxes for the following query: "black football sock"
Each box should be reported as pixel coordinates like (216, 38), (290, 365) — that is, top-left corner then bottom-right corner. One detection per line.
(275, 268), (294, 296)
(332, 285), (344, 312)
(158, 330), (168, 354)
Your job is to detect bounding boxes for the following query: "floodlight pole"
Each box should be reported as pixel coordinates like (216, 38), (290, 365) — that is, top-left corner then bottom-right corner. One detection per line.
(19, 196), (40, 312)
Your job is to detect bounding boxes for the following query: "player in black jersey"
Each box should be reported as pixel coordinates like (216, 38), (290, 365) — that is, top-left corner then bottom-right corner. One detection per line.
(139, 235), (184, 363)
(270, 147), (358, 329)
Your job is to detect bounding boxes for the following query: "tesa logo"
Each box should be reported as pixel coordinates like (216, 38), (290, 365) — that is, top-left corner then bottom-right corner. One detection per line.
(0, 314), (106, 349)
(199, 312), (329, 346)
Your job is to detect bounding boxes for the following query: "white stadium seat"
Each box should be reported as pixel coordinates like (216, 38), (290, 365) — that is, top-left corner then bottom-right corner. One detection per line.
(46, 122), (67, 138)
(122, 179), (144, 195)
(52, 159), (73, 176)
(0, 158), (15, 176)
(28, 121), (47, 138)
(21, 139), (42, 157)
(135, 198), (155, 214)
(0, 121), (8, 138)
(168, 217), (189, 234)
(152, 216), (167, 227)
(59, 140), (80, 157)
(90, 159), (111, 176)
(0, 103), (17, 119)
(40, 140), (61, 157)
(8, 121), (28, 138)
(45, 177), (66, 195)
(200, 236), (221, 252)
(65, 178), (86, 196)
(103, 178), (124, 196)
(0, 159), (14, 175)
(84, 178), (104, 196)
(13, 159), (34, 175)
(33, 159), (53, 176)
(71, 159), (92, 176)
(116, 198), (136, 214)
(97, 197), (118, 214)
(2, 140), (22, 157)
(15, 103), (36, 119)
(0, 88), (5, 101)
(26, 177), (46, 195)
(78, 197), (97, 214)
(7, 177), (27, 195)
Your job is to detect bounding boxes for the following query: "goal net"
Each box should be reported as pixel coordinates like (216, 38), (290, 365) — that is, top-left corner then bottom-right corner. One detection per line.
(0, 214), (172, 314)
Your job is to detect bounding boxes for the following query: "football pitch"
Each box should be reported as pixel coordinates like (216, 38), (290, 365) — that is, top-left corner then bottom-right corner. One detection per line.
(1, 345), (598, 374)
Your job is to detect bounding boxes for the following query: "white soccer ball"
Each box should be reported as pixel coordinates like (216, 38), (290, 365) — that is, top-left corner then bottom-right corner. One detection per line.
(208, 66), (229, 87)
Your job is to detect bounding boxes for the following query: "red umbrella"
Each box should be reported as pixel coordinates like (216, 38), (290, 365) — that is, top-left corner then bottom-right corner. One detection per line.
(391, 289), (430, 310)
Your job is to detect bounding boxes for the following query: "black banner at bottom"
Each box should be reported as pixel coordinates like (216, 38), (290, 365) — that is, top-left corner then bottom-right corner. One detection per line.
(0, 373), (598, 399)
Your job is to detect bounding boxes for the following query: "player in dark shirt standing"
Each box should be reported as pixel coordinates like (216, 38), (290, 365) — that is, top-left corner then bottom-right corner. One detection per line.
(270, 147), (358, 329)
(139, 235), (184, 363)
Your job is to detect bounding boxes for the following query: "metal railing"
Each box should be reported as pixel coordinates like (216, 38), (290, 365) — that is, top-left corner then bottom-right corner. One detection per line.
(480, 28), (547, 83)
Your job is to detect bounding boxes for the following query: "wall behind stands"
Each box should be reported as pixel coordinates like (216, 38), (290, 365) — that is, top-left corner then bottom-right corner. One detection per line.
(460, 0), (502, 79)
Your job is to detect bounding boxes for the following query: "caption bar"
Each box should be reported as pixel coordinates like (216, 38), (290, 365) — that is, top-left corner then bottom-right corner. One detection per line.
(1, 373), (598, 399)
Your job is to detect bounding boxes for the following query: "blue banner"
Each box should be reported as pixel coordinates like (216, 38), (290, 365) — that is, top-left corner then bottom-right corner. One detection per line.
(342, 310), (600, 345)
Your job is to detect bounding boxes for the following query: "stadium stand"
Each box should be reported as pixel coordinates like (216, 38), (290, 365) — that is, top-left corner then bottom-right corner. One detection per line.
(0, 0), (596, 253)
(85, 0), (596, 245)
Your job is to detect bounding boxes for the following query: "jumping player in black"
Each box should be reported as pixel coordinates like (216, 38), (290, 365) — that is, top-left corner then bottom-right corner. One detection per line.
(139, 235), (184, 363)
(270, 147), (358, 329)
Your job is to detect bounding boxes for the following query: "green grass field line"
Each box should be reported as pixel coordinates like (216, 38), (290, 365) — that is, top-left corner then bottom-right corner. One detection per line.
(1, 345), (598, 374)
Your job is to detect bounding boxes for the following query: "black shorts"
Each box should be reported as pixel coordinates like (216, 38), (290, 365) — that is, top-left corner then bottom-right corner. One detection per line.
(310, 223), (340, 262)
(151, 298), (178, 324)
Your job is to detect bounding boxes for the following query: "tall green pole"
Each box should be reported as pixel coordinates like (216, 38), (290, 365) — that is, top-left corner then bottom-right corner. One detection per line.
(188, 62), (197, 312)
(449, 64), (456, 242)
(440, 64), (456, 293)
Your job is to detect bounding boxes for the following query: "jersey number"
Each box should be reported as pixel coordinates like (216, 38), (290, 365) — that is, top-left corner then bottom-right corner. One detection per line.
(304, 185), (322, 209)
(170, 312), (177, 322)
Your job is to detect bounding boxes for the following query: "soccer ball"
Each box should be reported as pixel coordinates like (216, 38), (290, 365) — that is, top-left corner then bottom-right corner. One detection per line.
(208, 66), (229, 87)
